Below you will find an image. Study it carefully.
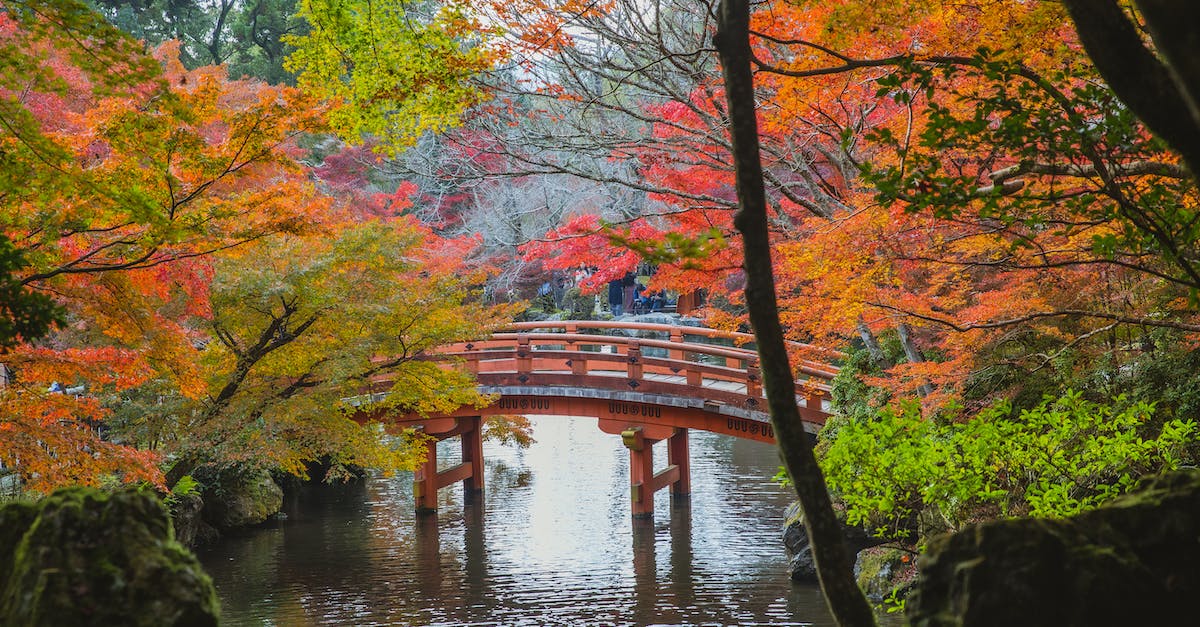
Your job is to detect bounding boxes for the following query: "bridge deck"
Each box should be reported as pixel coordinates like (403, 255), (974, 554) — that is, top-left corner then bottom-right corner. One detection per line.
(356, 320), (839, 442)
(354, 320), (842, 517)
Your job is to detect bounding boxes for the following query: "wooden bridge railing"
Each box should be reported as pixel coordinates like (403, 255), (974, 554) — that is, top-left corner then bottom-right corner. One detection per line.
(397, 320), (841, 419)
(361, 320), (844, 518)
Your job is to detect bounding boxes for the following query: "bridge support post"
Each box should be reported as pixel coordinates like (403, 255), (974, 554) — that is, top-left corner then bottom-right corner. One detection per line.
(622, 426), (691, 519)
(460, 415), (485, 498)
(625, 427), (657, 518)
(413, 416), (485, 514)
(667, 428), (690, 504)
(414, 440), (440, 514)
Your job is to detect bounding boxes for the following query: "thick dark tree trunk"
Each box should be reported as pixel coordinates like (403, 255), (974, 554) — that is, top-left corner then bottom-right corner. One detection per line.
(1062, 0), (1200, 178)
(714, 1), (876, 625)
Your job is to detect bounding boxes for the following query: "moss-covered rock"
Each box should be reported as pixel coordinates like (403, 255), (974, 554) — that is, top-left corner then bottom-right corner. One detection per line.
(0, 487), (219, 626)
(783, 501), (886, 583)
(854, 546), (916, 603)
(0, 499), (38, 593)
(171, 492), (220, 548)
(908, 469), (1200, 626)
(201, 469), (283, 531)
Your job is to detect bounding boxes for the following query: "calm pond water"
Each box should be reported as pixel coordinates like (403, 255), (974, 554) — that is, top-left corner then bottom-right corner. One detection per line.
(198, 415), (835, 626)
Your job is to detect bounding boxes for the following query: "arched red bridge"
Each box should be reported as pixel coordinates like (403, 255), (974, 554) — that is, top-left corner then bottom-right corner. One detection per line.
(350, 320), (840, 518)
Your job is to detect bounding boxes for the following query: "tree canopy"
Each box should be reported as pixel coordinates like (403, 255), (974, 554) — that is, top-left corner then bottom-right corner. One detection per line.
(0, 0), (511, 492)
(7, 0), (1200, 622)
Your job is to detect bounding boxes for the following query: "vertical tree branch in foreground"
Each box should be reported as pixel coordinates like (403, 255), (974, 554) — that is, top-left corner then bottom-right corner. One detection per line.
(1061, 0), (1200, 177)
(714, 0), (876, 625)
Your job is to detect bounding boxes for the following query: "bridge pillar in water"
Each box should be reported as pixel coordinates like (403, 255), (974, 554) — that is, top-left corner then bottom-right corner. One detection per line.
(667, 428), (690, 499)
(622, 426), (690, 518)
(414, 415), (485, 514)
(460, 415), (485, 498)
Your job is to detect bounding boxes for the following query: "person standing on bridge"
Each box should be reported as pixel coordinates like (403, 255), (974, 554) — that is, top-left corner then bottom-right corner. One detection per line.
(621, 272), (637, 316)
(608, 278), (625, 316)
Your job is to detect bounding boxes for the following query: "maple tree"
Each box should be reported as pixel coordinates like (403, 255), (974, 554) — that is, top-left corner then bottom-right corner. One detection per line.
(466, 0), (749, 295)
(736, 1), (1200, 416)
(0, 0), (317, 490)
(715, 0), (875, 622)
(0, 1), (513, 492)
(165, 219), (511, 478)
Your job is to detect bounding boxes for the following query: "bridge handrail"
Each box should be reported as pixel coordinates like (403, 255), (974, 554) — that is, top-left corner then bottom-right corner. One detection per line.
(453, 332), (836, 381)
(358, 320), (838, 428)
(498, 320), (844, 359)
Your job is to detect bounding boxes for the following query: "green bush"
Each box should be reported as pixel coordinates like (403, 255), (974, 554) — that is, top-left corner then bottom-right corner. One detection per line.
(818, 391), (1199, 539)
(162, 475), (201, 514)
(561, 287), (595, 318)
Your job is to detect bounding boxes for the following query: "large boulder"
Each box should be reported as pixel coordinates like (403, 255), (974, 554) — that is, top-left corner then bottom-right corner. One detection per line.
(0, 487), (219, 626)
(201, 468), (283, 531)
(908, 470), (1200, 626)
(171, 492), (219, 548)
(854, 546), (917, 603)
(783, 501), (885, 583)
(0, 500), (38, 580)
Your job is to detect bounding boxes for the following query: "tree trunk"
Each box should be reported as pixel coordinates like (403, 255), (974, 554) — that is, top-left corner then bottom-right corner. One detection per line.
(896, 322), (933, 397)
(855, 317), (888, 368)
(1062, 0), (1200, 178)
(714, 1), (876, 625)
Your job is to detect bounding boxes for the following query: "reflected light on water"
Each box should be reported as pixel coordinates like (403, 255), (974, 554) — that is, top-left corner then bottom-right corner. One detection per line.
(199, 415), (835, 626)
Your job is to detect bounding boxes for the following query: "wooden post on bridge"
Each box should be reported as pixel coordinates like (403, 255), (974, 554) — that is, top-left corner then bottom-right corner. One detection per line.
(669, 329), (685, 361)
(667, 428), (690, 501)
(621, 426), (690, 518)
(414, 441), (440, 514)
(414, 415), (485, 514)
(460, 415), (485, 498)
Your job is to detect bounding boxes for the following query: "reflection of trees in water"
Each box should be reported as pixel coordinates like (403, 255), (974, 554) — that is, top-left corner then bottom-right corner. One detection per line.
(201, 420), (835, 625)
(485, 457), (534, 492)
(198, 480), (386, 623)
(274, 481), (406, 624)
(198, 521), (286, 617)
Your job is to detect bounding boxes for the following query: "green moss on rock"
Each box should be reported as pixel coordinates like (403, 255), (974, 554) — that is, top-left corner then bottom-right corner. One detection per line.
(783, 501), (888, 583)
(201, 469), (282, 531)
(0, 487), (219, 626)
(0, 500), (37, 594)
(908, 469), (1200, 626)
(854, 546), (916, 603)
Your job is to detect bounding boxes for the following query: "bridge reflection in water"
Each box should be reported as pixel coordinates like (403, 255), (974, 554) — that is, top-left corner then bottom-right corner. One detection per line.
(199, 418), (836, 625)
(351, 321), (840, 519)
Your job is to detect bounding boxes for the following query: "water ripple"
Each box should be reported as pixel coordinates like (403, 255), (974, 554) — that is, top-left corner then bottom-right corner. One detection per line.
(200, 416), (834, 626)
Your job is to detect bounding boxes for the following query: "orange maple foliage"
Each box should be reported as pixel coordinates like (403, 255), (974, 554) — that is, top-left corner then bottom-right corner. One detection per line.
(499, 0), (1197, 414)
(1, 25), (331, 492)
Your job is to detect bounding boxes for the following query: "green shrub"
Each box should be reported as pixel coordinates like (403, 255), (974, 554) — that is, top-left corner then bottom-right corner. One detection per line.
(818, 391), (1199, 539)
(162, 475), (201, 514)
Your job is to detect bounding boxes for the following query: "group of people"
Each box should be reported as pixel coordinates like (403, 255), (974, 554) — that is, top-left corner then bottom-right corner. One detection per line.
(523, 265), (670, 316)
(606, 272), (665, 316)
